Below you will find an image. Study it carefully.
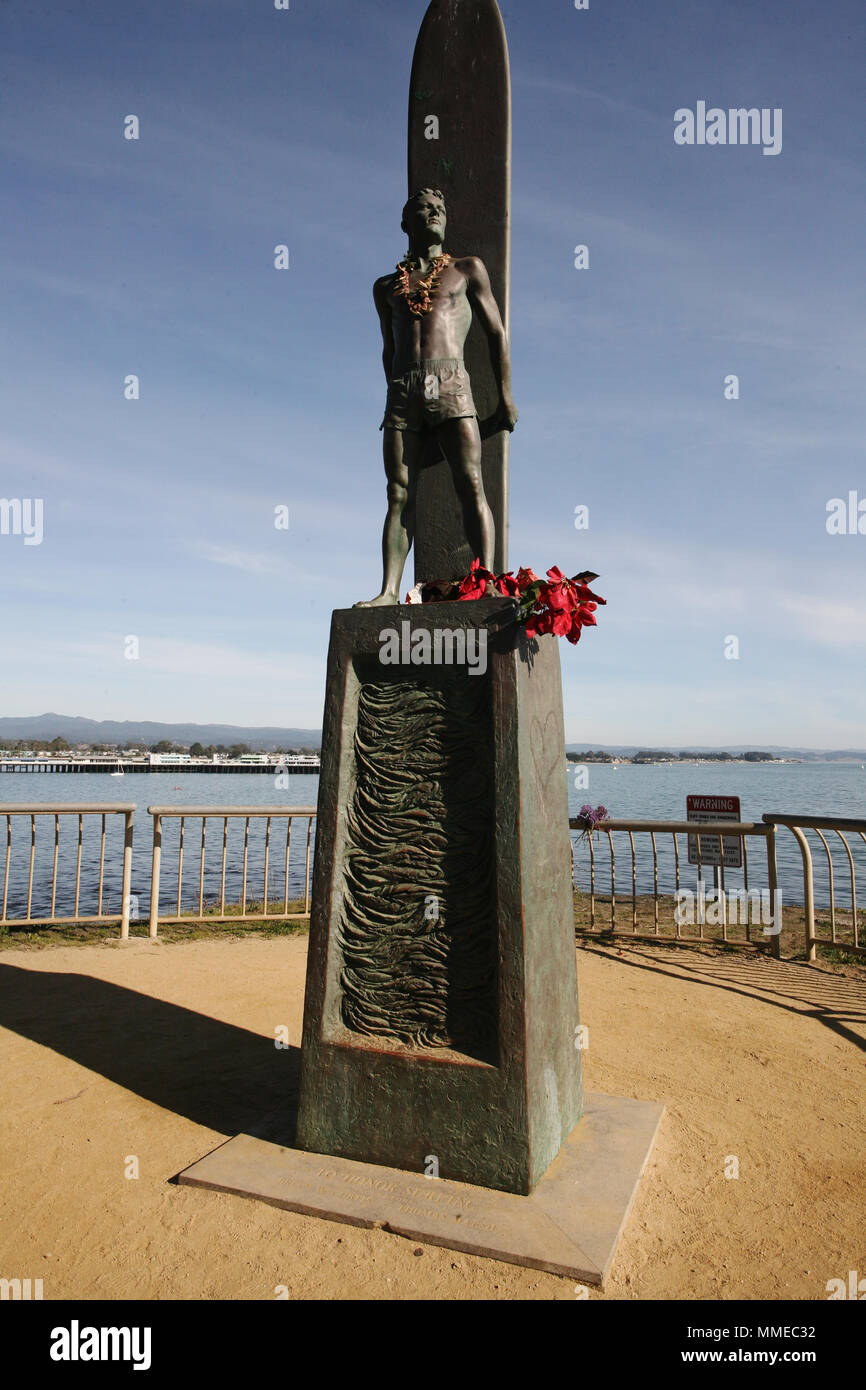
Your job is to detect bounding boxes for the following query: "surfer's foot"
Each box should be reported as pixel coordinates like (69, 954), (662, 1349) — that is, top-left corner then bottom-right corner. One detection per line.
(354, 590), (400, 608)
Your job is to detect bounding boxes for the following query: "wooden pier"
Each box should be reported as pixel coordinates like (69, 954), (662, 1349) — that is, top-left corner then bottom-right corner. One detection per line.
(0, 760), (321, 775)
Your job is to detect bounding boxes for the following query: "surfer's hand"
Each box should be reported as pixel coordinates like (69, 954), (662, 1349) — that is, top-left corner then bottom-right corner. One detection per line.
(496, 398), (519, 432)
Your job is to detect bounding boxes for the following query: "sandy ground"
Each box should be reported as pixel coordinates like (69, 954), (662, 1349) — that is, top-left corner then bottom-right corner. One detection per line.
(0, 935), (863, 1301)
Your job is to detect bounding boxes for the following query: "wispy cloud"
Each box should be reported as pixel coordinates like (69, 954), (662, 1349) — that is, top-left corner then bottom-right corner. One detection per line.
(775, 596), (866, 649)
(191, 541), (285, 578)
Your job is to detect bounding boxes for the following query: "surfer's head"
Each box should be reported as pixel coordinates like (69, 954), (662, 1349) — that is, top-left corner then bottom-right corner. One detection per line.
(401, 188), (446, 243)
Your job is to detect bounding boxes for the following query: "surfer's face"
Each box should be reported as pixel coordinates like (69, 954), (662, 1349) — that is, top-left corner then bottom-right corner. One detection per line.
(406, 195), (446, 242)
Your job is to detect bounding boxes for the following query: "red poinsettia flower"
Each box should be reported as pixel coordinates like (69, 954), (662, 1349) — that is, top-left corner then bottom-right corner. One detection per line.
(494, 571), (521, 597)
(545, 585), (572, 612)
(416, 558), (604, 648)
(516, 566), (539, 591)
(458, 557), (495, 601)
(524, 607), (553, 638)
(544, 566), (577, 612)
(574, 583), (606, 604)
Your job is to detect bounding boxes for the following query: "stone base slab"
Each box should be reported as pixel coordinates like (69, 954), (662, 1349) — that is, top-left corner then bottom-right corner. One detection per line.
(178, 1092), (664, 1285)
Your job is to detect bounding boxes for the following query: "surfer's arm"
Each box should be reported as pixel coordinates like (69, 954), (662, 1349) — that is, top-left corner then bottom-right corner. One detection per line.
(374, 277), (395, 381)
(463, 257), (518, 430)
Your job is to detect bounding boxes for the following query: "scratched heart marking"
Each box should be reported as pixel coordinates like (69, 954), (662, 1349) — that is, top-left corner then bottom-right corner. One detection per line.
(530, 711), (561, 792)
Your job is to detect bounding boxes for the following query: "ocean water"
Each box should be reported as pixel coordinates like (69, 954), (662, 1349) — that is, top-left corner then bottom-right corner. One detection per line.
(564, 758), (866, 910)
(0, 772), (319, 922)
(0, 761), (863, 920)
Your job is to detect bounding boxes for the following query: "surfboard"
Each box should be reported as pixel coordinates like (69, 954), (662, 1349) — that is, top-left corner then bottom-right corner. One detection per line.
(407, 0), (511, 581)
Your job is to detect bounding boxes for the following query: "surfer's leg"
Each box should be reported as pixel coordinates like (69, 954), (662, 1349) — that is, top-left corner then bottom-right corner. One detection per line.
(355, 426), (421, 607)
(438, 415), (495, 574)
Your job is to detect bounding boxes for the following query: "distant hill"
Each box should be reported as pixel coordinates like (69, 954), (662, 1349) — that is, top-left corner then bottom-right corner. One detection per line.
(1, 717), (862, 759)
(0, 714), (322, 751)
(565, 744), (866, 760)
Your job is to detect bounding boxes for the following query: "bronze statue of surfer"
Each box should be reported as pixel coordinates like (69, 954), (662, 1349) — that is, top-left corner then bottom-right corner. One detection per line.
(356, 188), (517, 606)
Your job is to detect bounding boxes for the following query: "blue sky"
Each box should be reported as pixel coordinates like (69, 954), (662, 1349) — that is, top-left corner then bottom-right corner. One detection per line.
(2, 0), (864, 745)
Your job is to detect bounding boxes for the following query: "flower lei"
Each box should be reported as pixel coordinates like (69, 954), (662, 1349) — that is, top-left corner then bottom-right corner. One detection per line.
(406, 560), (606, 646)
(395, 253), (452, 315)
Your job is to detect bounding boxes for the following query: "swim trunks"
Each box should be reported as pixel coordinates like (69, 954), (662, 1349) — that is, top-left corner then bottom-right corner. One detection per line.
(380, 358), (477, 432)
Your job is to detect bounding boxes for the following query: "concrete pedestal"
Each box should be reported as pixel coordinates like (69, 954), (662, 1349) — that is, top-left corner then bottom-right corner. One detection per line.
(294, 600), (582, 1195)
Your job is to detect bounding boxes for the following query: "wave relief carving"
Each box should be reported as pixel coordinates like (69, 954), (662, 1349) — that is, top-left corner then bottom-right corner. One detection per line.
(337, 671), (497, 1055)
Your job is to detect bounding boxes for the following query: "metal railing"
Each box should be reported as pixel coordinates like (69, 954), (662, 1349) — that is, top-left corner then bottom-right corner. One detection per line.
(763, 814), (866, 961)
(0, 804), (135, 937)
(1, 802), (863, 964)
(147, 806), (317, 937)
(569, 819), (781, 956)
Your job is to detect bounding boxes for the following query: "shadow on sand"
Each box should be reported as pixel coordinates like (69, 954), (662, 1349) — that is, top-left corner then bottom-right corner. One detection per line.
(0, 963), (300, 1142)
(583, 942), (866, 1054)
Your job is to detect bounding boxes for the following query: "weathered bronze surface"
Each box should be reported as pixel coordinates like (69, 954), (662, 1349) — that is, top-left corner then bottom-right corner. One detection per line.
(357, 0), (515, 604)
(356, 186), (515, 606)
(338, 668), (497, 1056)
(295, 602), (583, 1195)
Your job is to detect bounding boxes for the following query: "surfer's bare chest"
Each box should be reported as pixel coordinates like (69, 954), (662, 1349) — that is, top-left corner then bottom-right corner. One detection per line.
(386, 264), (472, 349)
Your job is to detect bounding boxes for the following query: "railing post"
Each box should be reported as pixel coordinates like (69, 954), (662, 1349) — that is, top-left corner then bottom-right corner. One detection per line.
(149, 813), (162, 939)
(796, 829), (817, 962)
(784, 824), (816, 961)
(765, 824), (781, 959)
(120, 809), (134, 940)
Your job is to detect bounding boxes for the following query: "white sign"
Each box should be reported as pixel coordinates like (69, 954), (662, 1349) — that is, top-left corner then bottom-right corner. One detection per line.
(687, 794), (742, 868)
